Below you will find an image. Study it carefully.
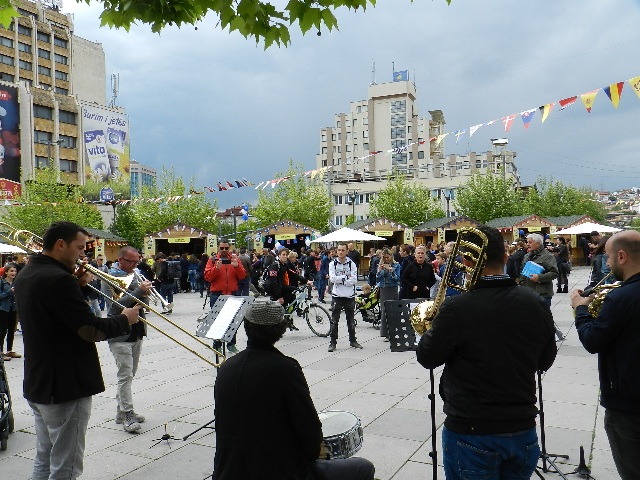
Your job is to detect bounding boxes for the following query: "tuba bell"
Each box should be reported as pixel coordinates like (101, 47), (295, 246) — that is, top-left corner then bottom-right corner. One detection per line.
(410, 227), (489, 335)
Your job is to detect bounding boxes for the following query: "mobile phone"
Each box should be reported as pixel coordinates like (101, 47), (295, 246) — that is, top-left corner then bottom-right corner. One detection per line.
(221, 258), (231, 264)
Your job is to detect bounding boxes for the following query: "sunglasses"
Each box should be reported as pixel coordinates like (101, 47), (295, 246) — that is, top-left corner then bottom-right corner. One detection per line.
(219, 247), (230, 250)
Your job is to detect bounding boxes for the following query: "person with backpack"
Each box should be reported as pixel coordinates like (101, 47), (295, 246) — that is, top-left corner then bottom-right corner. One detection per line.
(153, 253), (174, 313)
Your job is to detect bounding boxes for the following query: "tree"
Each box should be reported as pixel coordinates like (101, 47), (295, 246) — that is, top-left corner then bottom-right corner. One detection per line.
(0, 1), (452, 48)
(252, 161), (331, 231)
(112, 167), (220, 248)
(522, 177), (607, 221)
(455, 170), (522, 223)
(1, 166), (103, 236)
(369, 174), (445, 227)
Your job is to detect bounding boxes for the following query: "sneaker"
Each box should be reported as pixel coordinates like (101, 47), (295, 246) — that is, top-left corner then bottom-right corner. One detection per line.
(328, 343), (336, 352)
(7, 351), (21, 358)
(1, 354), (10, 361)
(350, 341), (363, 349)
(116, 410), (145, 424)
(289, 323), (300, 331)
(227, 344), (239, 354)
(319, 299), (326, 304)
(123, 411), (141, 433)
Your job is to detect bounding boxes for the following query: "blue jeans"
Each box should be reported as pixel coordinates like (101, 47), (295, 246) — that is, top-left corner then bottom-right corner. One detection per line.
(159, 282), (174, 306)
(29, 396), (92, 480)
(442, 426), (540, 480)
(315, 275), (327, 300)
(237, 278), (250, 296)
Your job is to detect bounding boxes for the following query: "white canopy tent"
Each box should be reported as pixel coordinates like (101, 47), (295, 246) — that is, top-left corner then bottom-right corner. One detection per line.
(554, 222), (622, 235)
(0, 243), (26, 254)
(311, 227), (386, 243)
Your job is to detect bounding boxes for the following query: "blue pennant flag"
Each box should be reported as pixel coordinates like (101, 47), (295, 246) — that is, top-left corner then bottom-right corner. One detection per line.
(393, 70), (408, 82)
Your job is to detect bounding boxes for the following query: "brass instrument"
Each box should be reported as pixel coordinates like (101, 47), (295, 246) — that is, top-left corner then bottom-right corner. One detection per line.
(0, 222), (224, 367)
(410, 227), (489, 335)
(581, 272), (621, 317)
(132, 270), (173, 311)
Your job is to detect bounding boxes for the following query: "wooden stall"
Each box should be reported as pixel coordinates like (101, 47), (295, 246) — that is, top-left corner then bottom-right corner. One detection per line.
(143, 223), (216, 259)
(256, 220), (319, 254)
(346, 218), (409, 273)
(413, 216), (481, 246)
(485, 215), (554, 244)
(84, 228), (129, 261)
(547, 215), (604, 266)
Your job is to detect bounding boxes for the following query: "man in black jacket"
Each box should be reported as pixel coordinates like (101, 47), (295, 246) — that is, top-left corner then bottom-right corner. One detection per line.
(416, 225), (557, 480)
(14, 221), (141, 480)
(401, 244), (435, 299)
(213, 299), (374, 480)
(571, 230), (640, 480)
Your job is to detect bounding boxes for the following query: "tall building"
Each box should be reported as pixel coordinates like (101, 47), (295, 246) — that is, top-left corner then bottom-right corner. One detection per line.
(315, 80), (518, 226)
(130, 159), (156, 197)
(0, 0), (129, 200)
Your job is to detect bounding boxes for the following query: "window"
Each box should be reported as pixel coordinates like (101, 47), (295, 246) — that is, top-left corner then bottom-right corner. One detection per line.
(337, 146), (341, 153)
(322, 147), (327, 154)
(39, 83), (51, 90)
(0, 54), (14, 66)
(18, 42), (32, 53)
(335, 216), (343, 227)
(352, 131), (357, 139)
(17, 8), (36, 18)
(356, 106), (361, 114)
(333, 195), (344, 205)
(407, 126), (412, 133)
(35, 156), (50, 169)
(19, 59), (32, 70)
(331, 134), (336, 141)
(59, 110), (76, 124)
(391, 139), (406, 149)
(346, 132), (351, 140)
(54, 37), (68, 48)
(0, 36), (13, 47)
(418, 151), (425, 160)
(34, 130), (53, 143)
(34, 105), (53, 119)
(38, 48), (50, 59)
(392, 153), (407, 165)
(321, 132), (326, 142)
(476, 158), (487, 168)
(363, 142), (369, 150)
(353, 119), (358, 126)
(55, 70), (68, 81)
(346, 145), (351, 152)
(20, 77), (32, 86)
(55, 87), (68, 95)
(363, 130), (368, 138)
(18, 25), (32, 36)
(354, 144), (358, 152)
(391, 127), (405, 139)
(60, 159), (78, 172)
(362, 105), (368, 112)
(363, 117), (368, 125)
(333, 146), (337, 153)
(391, 114), (406, 126)
(336, 120), (341, 128)
(38, 65), (51, 76)
(391, 100), (406, 113)
(59, 135), (76, 148)
(37, 31), (50, 42)
(0, 72), (13, 82)
(337, 133), (341, 140)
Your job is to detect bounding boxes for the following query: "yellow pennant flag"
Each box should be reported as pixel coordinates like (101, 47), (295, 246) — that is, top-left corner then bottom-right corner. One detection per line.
(539, 103), (555, 123)
(581, 89), (599, 113)
(435, 133), (449, 146)
(629, 76), (640, 100)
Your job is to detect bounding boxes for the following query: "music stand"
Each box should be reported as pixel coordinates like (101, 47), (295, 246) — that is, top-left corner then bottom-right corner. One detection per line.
(183, 296), (254, 441)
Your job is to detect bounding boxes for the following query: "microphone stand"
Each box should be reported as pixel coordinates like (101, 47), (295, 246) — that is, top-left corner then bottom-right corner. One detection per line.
(536, 370), (569, 479)
(428, 368), (438, 480)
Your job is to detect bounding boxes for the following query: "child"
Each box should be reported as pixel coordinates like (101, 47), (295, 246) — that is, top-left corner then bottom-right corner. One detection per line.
(355, 284), (373, 309)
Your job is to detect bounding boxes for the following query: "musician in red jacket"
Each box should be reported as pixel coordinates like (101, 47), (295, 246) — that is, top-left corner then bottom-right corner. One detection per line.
(204, 240), (246, 353)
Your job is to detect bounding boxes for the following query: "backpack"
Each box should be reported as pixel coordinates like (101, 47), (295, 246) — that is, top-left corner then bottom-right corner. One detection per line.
(166, 260), (181, 280)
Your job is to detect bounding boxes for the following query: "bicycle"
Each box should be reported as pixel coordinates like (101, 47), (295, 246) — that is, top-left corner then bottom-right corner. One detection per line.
(284, 285), (331, 337)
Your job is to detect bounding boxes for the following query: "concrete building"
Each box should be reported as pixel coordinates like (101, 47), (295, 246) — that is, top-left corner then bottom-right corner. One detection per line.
(315, 80), (519, 226)
(130, 159), (156, 197)
(0, 0), (127, 200)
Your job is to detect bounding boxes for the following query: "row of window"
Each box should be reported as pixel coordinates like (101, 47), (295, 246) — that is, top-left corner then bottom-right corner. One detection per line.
(34, 156), (77, 172)
(333, 193), (374, 205)
(16, 26), (69, 48)
(34, 131), (77, 148)
(391, 100), (406, 113)
(335, 117), (369, 129)
(34, 105), (76, 124)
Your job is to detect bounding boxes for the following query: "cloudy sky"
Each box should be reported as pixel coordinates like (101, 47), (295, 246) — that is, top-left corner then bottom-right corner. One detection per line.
(64, 0), (640, 207)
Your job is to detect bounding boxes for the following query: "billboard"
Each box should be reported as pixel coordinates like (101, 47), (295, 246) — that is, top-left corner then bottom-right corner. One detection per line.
(0, 85), (21, 199)
(81, 105), (130, 200)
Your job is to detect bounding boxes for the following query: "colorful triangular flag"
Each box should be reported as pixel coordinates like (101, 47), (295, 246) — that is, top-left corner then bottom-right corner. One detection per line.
(558, 96), (577, 110)
(580, 89), (599, 113)
(604, 82), (624, 108)
(435, 133), (449, 146)
(469, 124), (483, 138)
(629, 76), (640, 100)
(539, 103), (555, 123)
(454, 130), (466, 144)
(520, 109), (536, 129)
(502, 114), (517, 132)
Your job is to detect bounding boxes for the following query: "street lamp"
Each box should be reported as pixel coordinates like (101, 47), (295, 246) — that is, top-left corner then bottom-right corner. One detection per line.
(346, 188), (360, 223)
(490, 138), (508, 183)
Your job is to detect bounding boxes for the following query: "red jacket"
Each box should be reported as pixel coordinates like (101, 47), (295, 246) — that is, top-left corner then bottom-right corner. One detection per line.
(204, 255), (247, 294)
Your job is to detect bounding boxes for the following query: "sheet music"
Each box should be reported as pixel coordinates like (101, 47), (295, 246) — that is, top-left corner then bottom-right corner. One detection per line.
(205, 297), (245, 339)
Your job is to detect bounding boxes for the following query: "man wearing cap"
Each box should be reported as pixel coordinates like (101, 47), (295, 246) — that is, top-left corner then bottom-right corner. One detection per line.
(213, 299), (375, 480)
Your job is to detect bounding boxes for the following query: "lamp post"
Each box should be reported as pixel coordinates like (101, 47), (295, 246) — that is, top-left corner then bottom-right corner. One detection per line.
(443, 191), (452, 218)
(346, 188), (360, 224)
(490, 138), (508, 183)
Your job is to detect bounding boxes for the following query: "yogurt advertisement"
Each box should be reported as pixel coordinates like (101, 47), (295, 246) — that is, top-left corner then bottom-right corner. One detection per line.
(81, 104), (130, 200)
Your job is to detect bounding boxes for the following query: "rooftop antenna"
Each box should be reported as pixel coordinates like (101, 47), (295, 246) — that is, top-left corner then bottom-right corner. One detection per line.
(109, 73), (119, 108)
(370, 60), (376, 85)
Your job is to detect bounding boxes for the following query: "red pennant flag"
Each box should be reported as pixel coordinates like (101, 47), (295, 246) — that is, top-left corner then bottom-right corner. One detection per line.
(559, 96), (577, 110)
(502, 114), (517, 132)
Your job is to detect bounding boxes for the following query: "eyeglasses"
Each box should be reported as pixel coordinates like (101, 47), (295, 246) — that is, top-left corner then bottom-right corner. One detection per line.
(219, 247), (230, 250)
(120, 258), (139, 264)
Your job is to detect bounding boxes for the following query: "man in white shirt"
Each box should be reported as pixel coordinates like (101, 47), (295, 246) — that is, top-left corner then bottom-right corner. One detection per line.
(328, 244), (362, 352)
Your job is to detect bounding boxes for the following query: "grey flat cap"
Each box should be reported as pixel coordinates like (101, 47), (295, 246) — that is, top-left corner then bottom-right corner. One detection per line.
(245, 299), (286, 325)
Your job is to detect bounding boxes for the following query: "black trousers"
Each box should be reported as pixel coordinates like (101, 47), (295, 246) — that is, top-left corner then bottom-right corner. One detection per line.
(312, 457), (375, 480)
(605, 408), (640, 480)
(330, 297), (356, 344)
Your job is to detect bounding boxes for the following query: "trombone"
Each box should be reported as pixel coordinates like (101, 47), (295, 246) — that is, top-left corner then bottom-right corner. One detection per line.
(0, 222), (224, 368)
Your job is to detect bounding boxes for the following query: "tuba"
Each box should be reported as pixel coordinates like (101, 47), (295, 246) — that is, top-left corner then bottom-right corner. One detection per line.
(410, 227), (489, 335)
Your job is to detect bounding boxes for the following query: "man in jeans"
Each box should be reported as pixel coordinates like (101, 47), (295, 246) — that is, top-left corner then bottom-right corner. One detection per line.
(107, 246), (153, 433)
(417, 225), (557, 479)
(328, 244), (362, 352)
(153, 252), (174, 313)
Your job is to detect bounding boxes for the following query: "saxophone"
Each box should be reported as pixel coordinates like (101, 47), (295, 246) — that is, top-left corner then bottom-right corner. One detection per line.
(410, 227), (489, 335)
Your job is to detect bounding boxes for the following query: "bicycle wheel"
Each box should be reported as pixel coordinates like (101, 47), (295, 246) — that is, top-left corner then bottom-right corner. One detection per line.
(306, 304), (331, 337)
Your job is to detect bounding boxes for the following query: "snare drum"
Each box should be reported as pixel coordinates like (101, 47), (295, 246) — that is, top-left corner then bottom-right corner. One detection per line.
(318, 410), (363, 459)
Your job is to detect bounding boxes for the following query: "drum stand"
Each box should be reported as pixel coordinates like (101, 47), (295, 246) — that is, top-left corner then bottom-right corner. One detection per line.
(536, 370), (570, 479)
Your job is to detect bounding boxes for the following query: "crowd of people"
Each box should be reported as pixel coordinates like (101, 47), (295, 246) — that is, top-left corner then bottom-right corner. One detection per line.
(4, 219), (640, 480)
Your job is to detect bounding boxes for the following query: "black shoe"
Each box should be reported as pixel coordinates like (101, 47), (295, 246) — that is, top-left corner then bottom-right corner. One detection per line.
(289, 323), (299, 331)
(328, 343), (336, 352)
(350, 341), (363, 349)
(319, 299), (326, 304)
(563, 286), (568, 293)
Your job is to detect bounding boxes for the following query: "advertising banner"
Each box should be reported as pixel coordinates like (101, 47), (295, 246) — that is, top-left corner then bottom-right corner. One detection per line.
(0, 85), (21, 199)
(81, 105), (130, 200)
